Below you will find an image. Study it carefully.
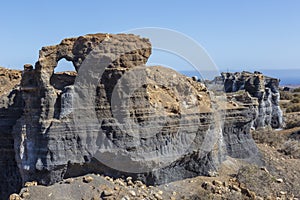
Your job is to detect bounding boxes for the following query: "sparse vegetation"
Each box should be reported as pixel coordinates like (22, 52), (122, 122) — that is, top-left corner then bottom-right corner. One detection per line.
(280, 91), (293, 100)
(293, 87), (300, 93)
(280, 89), (300, 114)
(291, 97), (300, 103)
(280, 139), (300, 159)
(286, 104), (300, 113)
(251, 127), (286, 147)
(236, 165), (275, 198)
(286, 117), (300, 129)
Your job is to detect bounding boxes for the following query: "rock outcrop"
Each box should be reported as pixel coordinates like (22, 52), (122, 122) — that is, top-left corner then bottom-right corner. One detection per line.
(219, 71), (283, 129)
(0, 33), (271, 198)
(0, 68), (23, 199)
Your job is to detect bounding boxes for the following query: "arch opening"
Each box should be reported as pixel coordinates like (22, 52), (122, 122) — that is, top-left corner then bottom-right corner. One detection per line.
(54, 58), (76, 73)
(50, 58), (77, 90)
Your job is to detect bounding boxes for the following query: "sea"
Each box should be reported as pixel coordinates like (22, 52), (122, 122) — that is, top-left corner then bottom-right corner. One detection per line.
(179, 69), (300, 87)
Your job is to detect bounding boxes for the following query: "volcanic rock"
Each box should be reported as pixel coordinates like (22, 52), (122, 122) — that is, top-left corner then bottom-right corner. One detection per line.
(0, 33), (274, 199)
(0, 67), (23, 199)
(219, 71), (283, 129)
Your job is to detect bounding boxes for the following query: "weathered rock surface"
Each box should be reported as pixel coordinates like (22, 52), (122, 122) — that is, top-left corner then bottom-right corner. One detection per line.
(218, 71), (283, 129)
(0, 67), (23, 199)
(14, 136), (300, 200)
(0, 33), (277, 199)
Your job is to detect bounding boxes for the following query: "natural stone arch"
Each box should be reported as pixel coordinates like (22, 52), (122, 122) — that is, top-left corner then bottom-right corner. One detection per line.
(54, 58), (76, 73)
(13, 33), (152, 186)
(34, 34), (151, 88)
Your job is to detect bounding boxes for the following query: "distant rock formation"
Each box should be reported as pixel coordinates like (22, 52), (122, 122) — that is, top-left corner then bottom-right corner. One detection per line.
(0, 33), (274, 198)
(219, 71), (283, 129)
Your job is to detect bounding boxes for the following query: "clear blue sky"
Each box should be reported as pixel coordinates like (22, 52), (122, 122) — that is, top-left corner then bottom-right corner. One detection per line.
(1, 0), (300, 72)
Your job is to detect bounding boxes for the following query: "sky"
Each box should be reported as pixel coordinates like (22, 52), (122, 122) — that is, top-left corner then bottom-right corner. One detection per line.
(0, 0), (300, 74)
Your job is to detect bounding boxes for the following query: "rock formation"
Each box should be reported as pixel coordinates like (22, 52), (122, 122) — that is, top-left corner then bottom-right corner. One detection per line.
(0, 33), (272, 199)
(218, 71), (283, 129)
(0, 67), (23, 199)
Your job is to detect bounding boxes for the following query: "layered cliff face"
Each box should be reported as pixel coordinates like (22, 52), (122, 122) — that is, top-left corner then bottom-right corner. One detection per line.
(0, 68), (23, 199)
(220, 71), (283, 129)
(0, 33), (269, 198)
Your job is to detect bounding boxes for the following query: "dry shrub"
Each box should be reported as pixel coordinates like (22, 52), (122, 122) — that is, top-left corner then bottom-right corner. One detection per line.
(286, 104), (300, 113)
(251, 128), (286, 147)
(280, 139), (300, 159)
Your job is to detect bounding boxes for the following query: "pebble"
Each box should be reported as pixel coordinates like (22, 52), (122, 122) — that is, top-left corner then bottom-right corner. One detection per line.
(21, 192), (30, 198)
(64, 178), (74, 184)
(201, 182), (213, 190)
(25, 181), (37, 187)
(223, 181), (229, 187)
(157, 190), (163, 195)
(135, 180), (144, 187)
(129, 190), (136, 196)
(276, 178), (283, 183)
(115, 179), (126, 187)
(141, 191), (148, 197)
(102, 189), (113, 196)
(126, 177), (132, 182)
(105, 176), (113, 182)
(280, 191), (287, 195)
(213, 180), (222, 187)
(83, 176), (94, 183)
(140, 185), (146, 189)
(208, 171), (219, 177)
(114, 186), (120, 191)
(154, 193), (163, 200)
(9, 194), (22, 200)
(231, 185), (241, 192)
(127, 180), (134, 186)
(260, 167), (270, 174)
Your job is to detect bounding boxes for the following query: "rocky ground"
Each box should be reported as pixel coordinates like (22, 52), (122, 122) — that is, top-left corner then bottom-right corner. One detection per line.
(9, 89), (300, 200)
(9, 140), (300, 200)
(0, 67), (21, 96)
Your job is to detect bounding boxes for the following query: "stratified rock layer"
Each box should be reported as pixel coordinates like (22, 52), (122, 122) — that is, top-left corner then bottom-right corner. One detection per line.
(0, 33), (269, 199)
(220, 71), (283, 129)
(0, 67), (23, 199)
(13, 33), (154, 185)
